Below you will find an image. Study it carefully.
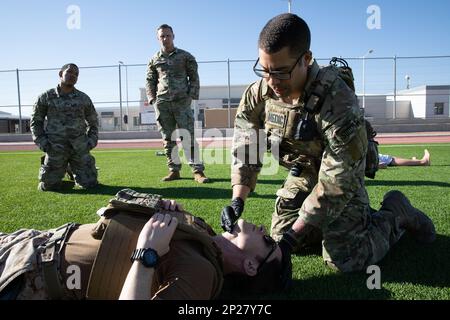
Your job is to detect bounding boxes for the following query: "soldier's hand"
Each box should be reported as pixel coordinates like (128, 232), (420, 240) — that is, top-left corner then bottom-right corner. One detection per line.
(137, 213), (178, 257)
(160, 199), (183, 211)
(278, 228), (299, 254)
(220, 197), (244, 232)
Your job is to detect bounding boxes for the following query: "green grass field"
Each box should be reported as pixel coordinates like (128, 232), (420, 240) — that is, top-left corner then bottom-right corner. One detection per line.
(0, 144), (449, 300)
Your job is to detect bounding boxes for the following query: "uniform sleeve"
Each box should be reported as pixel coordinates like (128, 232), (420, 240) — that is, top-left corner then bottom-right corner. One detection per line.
(231, 81), (266, 191)
(298, 80), (367, 228)
(186, 52), (200, 100)
(85, 97), (99, 148)
(145, 58), (158, 104)
(30, 94), (49, 150)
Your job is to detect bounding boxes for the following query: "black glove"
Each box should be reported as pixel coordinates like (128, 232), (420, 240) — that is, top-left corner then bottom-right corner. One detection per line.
(278, 228), (300, 254)
(220, 197), (245, 232)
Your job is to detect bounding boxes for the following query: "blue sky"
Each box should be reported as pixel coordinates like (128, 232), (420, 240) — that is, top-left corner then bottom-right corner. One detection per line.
(1, 0), (450, 115)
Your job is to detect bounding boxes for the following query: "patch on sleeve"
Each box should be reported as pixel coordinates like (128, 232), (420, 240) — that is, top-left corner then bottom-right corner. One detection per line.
(334, 121), (356, 144)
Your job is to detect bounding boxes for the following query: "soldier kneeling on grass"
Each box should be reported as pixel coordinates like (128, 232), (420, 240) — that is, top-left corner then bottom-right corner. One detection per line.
(31, 63), (99, 192)
(0, 189), (291, 300)
(39, 156), (99, 183)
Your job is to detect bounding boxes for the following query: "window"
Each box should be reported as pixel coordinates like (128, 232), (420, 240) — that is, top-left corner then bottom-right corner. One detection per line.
(133, 117), (139, 126)
(434, 103), (444, 115)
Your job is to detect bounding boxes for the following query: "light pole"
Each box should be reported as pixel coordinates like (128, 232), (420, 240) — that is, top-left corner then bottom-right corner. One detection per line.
(283, 0), (292, 13)
(362, 49), (373, 110)
(118, 61), (130, 130)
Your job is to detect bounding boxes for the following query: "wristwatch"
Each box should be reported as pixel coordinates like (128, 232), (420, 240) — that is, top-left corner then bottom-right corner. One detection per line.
(130, 248), (159, 268)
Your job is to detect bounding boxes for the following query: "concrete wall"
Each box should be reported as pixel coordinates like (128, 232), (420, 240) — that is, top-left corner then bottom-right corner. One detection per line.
(199, 85), (246, 100)
(386, 100), (411, 119)
(360, 95), (387, 119)
(394, 86), (427, 118)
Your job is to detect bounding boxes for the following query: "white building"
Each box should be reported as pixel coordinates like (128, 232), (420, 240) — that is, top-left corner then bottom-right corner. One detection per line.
(95, 84), (450, 131)
(388, 85), (450, 119)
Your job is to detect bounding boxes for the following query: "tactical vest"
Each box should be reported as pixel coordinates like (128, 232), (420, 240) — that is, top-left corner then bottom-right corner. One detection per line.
(86, 189), (224, 300)
(263, 64), (339, 170)
(263, 58), (379, 179)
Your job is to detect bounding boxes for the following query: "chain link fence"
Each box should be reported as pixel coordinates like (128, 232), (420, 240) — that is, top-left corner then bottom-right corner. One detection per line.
(1, 55), (449, 133)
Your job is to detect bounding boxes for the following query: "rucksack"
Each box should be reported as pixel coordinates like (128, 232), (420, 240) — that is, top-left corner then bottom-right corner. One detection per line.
(305, 57), (379, 179)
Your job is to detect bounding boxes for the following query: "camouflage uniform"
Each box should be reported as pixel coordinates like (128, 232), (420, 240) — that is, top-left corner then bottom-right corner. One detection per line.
(31, 85), (99, 189)
(146, 48), (204, 173)
(0, 189), (223, 300)
(231, 59), (406, 272)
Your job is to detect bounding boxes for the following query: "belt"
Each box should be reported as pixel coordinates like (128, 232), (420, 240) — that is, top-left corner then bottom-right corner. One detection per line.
(40, 222), (78, 300)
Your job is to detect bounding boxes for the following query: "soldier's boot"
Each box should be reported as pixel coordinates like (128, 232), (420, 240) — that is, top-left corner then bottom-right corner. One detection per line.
(381, 190), (436, 243)
(75, 180), (99, 190)
(193, 171), (210, 184)
(37, 181), (62, 192)
(161, 171), (181, 182)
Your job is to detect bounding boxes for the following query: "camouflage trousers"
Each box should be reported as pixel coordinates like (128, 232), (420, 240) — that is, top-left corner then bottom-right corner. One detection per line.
(39, 141), (98, 189)
(154, 98), (204, 173)
(271, 173), (405, 272)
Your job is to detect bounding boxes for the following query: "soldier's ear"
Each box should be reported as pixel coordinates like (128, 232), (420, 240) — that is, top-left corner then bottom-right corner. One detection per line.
(304, 50), (312, 64)
(243, 258), (257, 276)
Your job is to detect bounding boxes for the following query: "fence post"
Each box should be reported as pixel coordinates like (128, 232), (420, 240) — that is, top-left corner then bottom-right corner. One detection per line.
(16, 69), (23, 134)
(393, 55), (397, 119)
(118, 64), (123, 131)
(227, 58), (231, 128)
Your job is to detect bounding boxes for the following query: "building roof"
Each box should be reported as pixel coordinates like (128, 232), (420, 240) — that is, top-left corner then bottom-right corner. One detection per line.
(0, 111), (30, 120)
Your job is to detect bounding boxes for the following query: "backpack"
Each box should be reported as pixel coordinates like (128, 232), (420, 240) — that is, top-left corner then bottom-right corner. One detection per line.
(305, 57), (379, 179)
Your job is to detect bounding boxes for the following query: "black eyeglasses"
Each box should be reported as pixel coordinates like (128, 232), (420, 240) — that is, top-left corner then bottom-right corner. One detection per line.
(257, 235), (277, 273)
(253, 51), (306, 80)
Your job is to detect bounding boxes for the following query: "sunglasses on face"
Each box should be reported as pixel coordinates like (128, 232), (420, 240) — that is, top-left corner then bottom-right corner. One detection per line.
(257, 235), (277, 273)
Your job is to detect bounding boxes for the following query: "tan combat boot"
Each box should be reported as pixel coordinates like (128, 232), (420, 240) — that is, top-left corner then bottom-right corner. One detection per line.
(161, 171), (181, 182)
(193, 171), (210, 184)
(381, 190), (436, 243)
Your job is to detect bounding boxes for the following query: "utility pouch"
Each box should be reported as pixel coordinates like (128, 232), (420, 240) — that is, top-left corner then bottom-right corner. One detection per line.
(293, 113), (319, 141)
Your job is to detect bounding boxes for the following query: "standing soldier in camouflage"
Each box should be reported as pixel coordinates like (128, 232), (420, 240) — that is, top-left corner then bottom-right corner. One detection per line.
(220, 13), (436, 272)
(31, 63), (99, 191)
(146, 24), (209, 183)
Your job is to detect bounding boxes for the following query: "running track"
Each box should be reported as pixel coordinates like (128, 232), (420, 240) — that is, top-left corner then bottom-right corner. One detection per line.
(1, 132), (450, 151)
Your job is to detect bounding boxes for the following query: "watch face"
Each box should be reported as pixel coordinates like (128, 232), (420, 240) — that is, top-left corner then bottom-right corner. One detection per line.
(142, 248), (159, 268)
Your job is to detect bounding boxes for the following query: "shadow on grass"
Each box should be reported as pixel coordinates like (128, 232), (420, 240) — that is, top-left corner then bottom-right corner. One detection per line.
(207, 178), (285, 185)
(377, 234), (450, 288)
(54, 183), (278, 200)
(220, 234), (450, 300)
(366, 180), (450, 188)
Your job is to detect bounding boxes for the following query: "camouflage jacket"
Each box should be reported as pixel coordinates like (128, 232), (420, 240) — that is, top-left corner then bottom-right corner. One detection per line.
(145, 48), (200, 103)
(231, 59), (368, 227)
(30, 85), (99, 151)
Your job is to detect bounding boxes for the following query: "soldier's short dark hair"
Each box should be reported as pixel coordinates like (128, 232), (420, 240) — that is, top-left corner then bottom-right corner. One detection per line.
(222, 246), (292, 295)
(258, 13), (311, 56)
(157, 24), (173, 33)
(60, 63), (79, 73)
